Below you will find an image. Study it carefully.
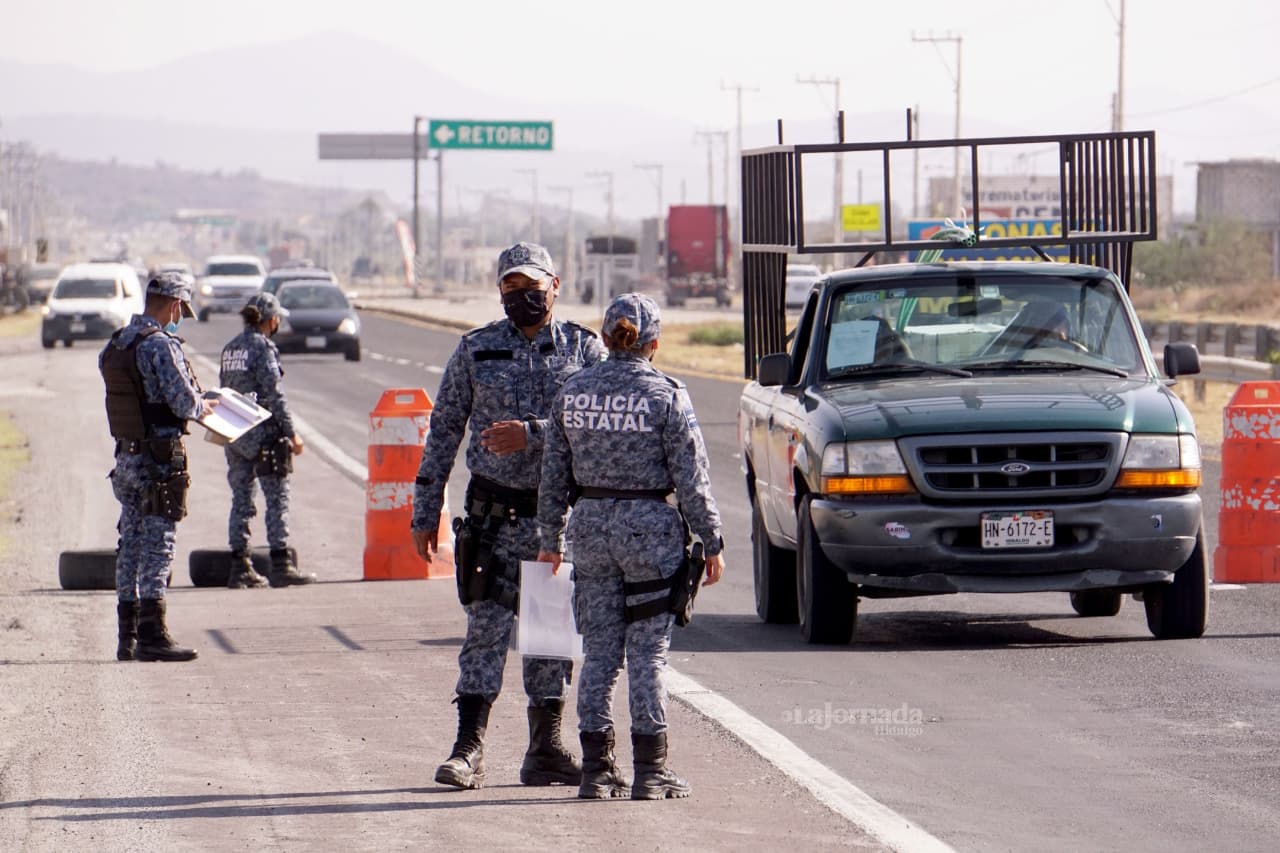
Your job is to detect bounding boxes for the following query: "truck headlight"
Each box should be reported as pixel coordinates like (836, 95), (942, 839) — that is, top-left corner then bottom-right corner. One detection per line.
(821, 440), (915, 495)
(337, 317), (358, 335)
(1115, 434), (1201, 489)
(40, 305), (52, 316)
(200, 283), (214, 296)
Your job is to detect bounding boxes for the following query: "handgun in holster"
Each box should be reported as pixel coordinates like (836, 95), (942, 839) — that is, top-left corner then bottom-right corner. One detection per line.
(256, 434), (293, 477)
(143, 444), (190, 522)
(451, 515), (519, 611)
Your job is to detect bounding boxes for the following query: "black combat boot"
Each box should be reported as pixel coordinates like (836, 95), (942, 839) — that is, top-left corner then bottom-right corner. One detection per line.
(135, 598), (198, 663)
(116, 599), (139, 661)
(435, 694), (491, 789)
(519, 698), (582, 786)
(227, 551), (267, 589)
(268, 548), (315, 588)
(577, 728), (629, 799)
(631, 731), (691, 800)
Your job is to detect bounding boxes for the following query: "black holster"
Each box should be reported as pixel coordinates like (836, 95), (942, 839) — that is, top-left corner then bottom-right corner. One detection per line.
(452, 515), (520, 612)
(623, 540), (705, 627)
(140, 440), (189, 521)
(256, 435), (293, 477)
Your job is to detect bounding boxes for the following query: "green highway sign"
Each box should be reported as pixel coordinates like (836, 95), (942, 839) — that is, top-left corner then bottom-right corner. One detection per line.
(428, 119), (553, 151)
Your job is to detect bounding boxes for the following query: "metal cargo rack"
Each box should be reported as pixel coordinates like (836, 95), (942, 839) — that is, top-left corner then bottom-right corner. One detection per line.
(740, 126), (1160, 377)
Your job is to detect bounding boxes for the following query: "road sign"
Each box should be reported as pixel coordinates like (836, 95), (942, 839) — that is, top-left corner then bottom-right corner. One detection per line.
(317, 133), (417, 160)
(428, 120), (553, 151)
(841, 204), (881, 233)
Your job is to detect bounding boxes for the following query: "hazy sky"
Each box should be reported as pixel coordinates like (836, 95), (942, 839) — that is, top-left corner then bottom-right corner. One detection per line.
(5, 0), (1279, 216)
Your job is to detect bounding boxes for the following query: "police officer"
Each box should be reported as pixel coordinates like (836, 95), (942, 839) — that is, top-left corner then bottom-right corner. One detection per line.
(219, 292), (314, 589)
(100, 272), (216, 662)
(411, 241), (606, 790)
(536, 292), (725, 801)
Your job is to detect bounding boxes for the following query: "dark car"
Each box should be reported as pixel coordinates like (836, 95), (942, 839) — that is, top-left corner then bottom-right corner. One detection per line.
(261, 266), (335, 296)
(274, 281), (361, 361)
(19, 262), (62, 304)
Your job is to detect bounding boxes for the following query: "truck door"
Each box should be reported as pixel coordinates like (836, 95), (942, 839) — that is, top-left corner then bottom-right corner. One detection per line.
(762, 291), (819, 545)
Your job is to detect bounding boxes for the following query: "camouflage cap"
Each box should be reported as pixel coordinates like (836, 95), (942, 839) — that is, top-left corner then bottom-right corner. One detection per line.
(146, 271), (195, 317)
(241, 291), (289, 321)
(603, 292), (662, 347)
(496, 241), (556, 285)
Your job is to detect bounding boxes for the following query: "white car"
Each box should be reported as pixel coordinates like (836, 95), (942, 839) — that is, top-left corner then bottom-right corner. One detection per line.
(194, 254), (266, 321)
(41, 263), (143, 349)
(785, 263), (822, 309)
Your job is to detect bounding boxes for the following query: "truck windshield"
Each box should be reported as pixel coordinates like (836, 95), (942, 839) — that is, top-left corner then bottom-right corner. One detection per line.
(206, 262), (261, 276)
(53, 278), (118, 299)
(821, 274), (1143, 379)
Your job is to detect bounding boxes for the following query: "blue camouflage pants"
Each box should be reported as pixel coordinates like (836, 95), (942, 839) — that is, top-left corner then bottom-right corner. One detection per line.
(567, 498), (684, 736)
(456, 515), (571, 703)
(225, 448), (290, 552)
(111, 452), (179, 601)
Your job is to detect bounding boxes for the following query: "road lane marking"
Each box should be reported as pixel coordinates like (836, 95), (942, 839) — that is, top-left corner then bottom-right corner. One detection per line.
(666, 669), (956, 853)
(196, 349), (949, 849)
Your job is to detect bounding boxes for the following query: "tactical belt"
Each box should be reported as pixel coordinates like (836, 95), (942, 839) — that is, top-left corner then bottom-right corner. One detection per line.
(466, 474), (538, 520)
(624, 575), (676, 623)
(116, 438), (186, 466)
(578, 486), (674, 501)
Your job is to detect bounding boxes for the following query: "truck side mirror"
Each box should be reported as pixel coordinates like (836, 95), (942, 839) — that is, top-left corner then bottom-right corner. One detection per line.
(757, 352), (791, 386)
(1163, 342), (1201, 378)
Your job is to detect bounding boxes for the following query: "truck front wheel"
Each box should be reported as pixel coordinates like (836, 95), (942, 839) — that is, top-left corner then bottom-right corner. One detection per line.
(752, 500), (797, 624)
(1143, 532), (1208, 639)
(796, 497), (857, 644)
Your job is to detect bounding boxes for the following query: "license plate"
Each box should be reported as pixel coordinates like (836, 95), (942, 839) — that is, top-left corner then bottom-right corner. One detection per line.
(981, 510), (1054, 549)
(305, 335), (327, 349)
(69, 321), (86, 333)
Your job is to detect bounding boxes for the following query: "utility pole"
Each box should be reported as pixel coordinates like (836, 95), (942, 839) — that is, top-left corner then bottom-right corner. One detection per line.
(912, 33), (963, 217)
(797, 75), (843, 246)
(585, 170), (614, 313)
(412, 115), (423, 296)
(694, 130), (728, 205)
(635, 162), (664, 276)
(547, 185), (575, 287)
(435, 150), (444, 293)
(720, 80), (759, 286)
(910, 106), (921, 218)
(1110, 0), (1127, 131)
(515, 167), (540, 242)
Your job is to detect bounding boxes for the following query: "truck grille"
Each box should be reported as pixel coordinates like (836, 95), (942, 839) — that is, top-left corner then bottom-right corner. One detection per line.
(901, 432), (1124, 499)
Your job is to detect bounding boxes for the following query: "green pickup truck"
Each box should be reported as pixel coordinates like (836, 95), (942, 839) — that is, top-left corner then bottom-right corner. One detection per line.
(739, 260), (1208, 644)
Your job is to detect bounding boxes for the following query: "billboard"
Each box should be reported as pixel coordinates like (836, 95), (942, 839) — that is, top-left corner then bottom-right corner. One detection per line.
(907, 219), (1070, 262)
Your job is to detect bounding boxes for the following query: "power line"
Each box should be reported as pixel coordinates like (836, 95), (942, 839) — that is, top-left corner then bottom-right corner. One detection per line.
(1130, 75), (1280, 118)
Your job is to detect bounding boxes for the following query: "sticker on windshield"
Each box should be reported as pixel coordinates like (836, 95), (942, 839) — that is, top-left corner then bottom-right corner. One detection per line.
(826, 320), (879, 370)
(980, 284), (1001, 298)
(846, 290), (885, 305)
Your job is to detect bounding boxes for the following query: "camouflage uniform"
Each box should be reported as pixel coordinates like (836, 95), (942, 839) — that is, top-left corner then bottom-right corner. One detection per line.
(220, 326), (295, 552)
(412, 315), (605, 701)
(103, 315), (204, 600)
(537, 336), (723, 735)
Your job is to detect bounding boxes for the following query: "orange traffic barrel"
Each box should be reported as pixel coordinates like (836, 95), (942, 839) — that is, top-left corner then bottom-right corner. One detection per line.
(364, 388), (453, 580)
(1214, 380), (1280, 583)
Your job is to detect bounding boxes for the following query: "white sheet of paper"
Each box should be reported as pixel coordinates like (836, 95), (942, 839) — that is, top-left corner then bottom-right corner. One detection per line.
(197, 387), (272, 443)
(825, 320), (880, 370)
(518, 560), (583, 661)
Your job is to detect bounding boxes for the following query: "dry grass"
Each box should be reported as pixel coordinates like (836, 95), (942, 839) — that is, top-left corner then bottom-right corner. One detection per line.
(0, 414), (30, 554)
(656, 323), (748, 380)
(0, 311), (40, 339)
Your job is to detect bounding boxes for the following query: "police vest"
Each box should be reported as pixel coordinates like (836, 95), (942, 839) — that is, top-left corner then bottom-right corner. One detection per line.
(100, 327), (187, 440)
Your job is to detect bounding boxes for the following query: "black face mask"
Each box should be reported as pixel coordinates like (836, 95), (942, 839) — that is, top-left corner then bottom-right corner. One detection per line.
(502, 288), (551, 328)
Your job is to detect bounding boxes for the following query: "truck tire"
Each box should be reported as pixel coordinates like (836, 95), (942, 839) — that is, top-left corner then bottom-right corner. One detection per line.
(58, 550), (118, 591)
(1144, 532), (1208, 639)
(189, 547), (296, 588)
(752, 500), (798, 624)
(1069, 589), (1123, 617)
(796, 497), (857, 644)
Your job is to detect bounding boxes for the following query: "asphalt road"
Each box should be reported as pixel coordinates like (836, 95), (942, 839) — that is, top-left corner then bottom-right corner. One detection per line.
(3, 309), (1278, 851)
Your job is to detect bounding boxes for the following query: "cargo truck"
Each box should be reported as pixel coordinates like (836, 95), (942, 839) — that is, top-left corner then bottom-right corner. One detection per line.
(666, 204), (730, 307)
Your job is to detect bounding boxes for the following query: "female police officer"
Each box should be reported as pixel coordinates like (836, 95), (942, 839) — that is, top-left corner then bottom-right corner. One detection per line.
(536, 292), (725, 801)
(219, 291), (314, 588)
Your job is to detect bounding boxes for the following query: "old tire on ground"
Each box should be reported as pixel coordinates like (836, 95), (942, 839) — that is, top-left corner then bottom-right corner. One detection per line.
(1144, 532), (1208, 639)
(752, 499), (798, 624)
(1069, 589), (1123, 617)
(189, 547), (297, 588)
(796, 497), (857, 644)
(58, 549), (118, 591)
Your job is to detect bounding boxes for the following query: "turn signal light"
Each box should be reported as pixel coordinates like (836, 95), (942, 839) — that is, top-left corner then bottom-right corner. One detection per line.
(1114, 469), (1201, 489)
(822, 475), (916, 495)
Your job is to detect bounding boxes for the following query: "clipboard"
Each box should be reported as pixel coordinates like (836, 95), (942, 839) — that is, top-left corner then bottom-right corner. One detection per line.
(197, 387), (272, 445)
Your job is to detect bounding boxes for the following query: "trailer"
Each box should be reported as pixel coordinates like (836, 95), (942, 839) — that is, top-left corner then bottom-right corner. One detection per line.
(666, 204), (730, 307)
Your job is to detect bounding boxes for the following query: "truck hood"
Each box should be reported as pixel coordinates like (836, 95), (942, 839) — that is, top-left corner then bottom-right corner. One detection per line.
(46, 297), (130, 318)
(201, 275), (264, 289)
(819, 374), (1184, 439)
